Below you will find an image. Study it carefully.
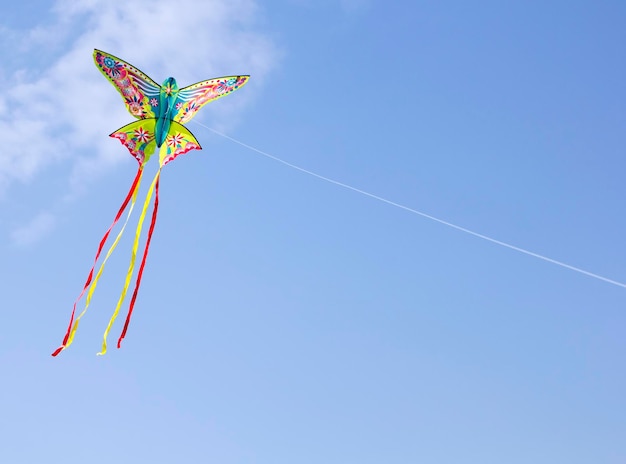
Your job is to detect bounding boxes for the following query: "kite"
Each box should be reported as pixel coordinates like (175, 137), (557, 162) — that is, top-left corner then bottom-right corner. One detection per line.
(52, 49), (249, 356)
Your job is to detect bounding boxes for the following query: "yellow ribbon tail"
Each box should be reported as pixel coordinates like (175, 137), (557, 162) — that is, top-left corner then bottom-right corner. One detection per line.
(98, 169), (161, 355)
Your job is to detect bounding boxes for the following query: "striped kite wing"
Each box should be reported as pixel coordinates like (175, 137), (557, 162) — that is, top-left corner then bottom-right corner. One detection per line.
(172, 75), (250, 124)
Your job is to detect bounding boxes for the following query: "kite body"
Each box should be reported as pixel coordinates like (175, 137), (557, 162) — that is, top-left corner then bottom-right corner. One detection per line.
(52, 50), (249, 356)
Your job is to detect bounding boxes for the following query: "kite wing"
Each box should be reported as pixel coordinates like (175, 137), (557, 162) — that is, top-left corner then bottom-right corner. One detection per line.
(160, 121), (202, 166)
(110, 119), (158, 164)
(110, 120), (201, 166)
(94, 49), (160, 119)
(172, 75), (250, 124)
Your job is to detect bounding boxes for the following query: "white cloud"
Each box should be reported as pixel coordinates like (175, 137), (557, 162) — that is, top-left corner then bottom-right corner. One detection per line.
(10, 211), (57, 247)
(0, 0), (278, 244)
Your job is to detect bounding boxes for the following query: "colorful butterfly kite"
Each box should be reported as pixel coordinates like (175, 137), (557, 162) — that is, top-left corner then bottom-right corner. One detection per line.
(52, 49), (249, 356)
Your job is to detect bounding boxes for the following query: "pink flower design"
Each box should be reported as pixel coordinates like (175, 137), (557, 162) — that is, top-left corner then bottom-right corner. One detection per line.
(167, 133), (184, 147)
(115, 77), (131, 88)
(129, 102), (143, 116)
(150, 98), (158, 107)
(133, 127), (151, 143)
(126, 95), (146, 116)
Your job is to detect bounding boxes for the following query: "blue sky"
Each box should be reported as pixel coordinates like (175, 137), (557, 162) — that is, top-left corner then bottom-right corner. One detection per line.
(1, 0), (625, 462)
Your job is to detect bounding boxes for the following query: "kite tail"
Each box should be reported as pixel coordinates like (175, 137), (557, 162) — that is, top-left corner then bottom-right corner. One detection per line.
(118, 173), (160, 349)
(52, 164), (144, 357)
(98, 169), (161, 356)
(64, 169), (146, 350)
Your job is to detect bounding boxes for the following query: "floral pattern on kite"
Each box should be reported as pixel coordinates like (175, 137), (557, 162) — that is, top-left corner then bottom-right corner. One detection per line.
(110, 119), (201, 165)
(94, 51), (157, 119)
(173, 75), (248, 124)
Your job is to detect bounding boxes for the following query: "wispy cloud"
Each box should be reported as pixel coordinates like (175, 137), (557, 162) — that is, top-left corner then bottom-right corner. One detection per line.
(0, 0), (278, 244)
(10, 211), (57, 247)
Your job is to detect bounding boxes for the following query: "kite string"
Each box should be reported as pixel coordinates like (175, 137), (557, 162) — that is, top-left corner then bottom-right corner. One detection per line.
(196, 123), (626, 290)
